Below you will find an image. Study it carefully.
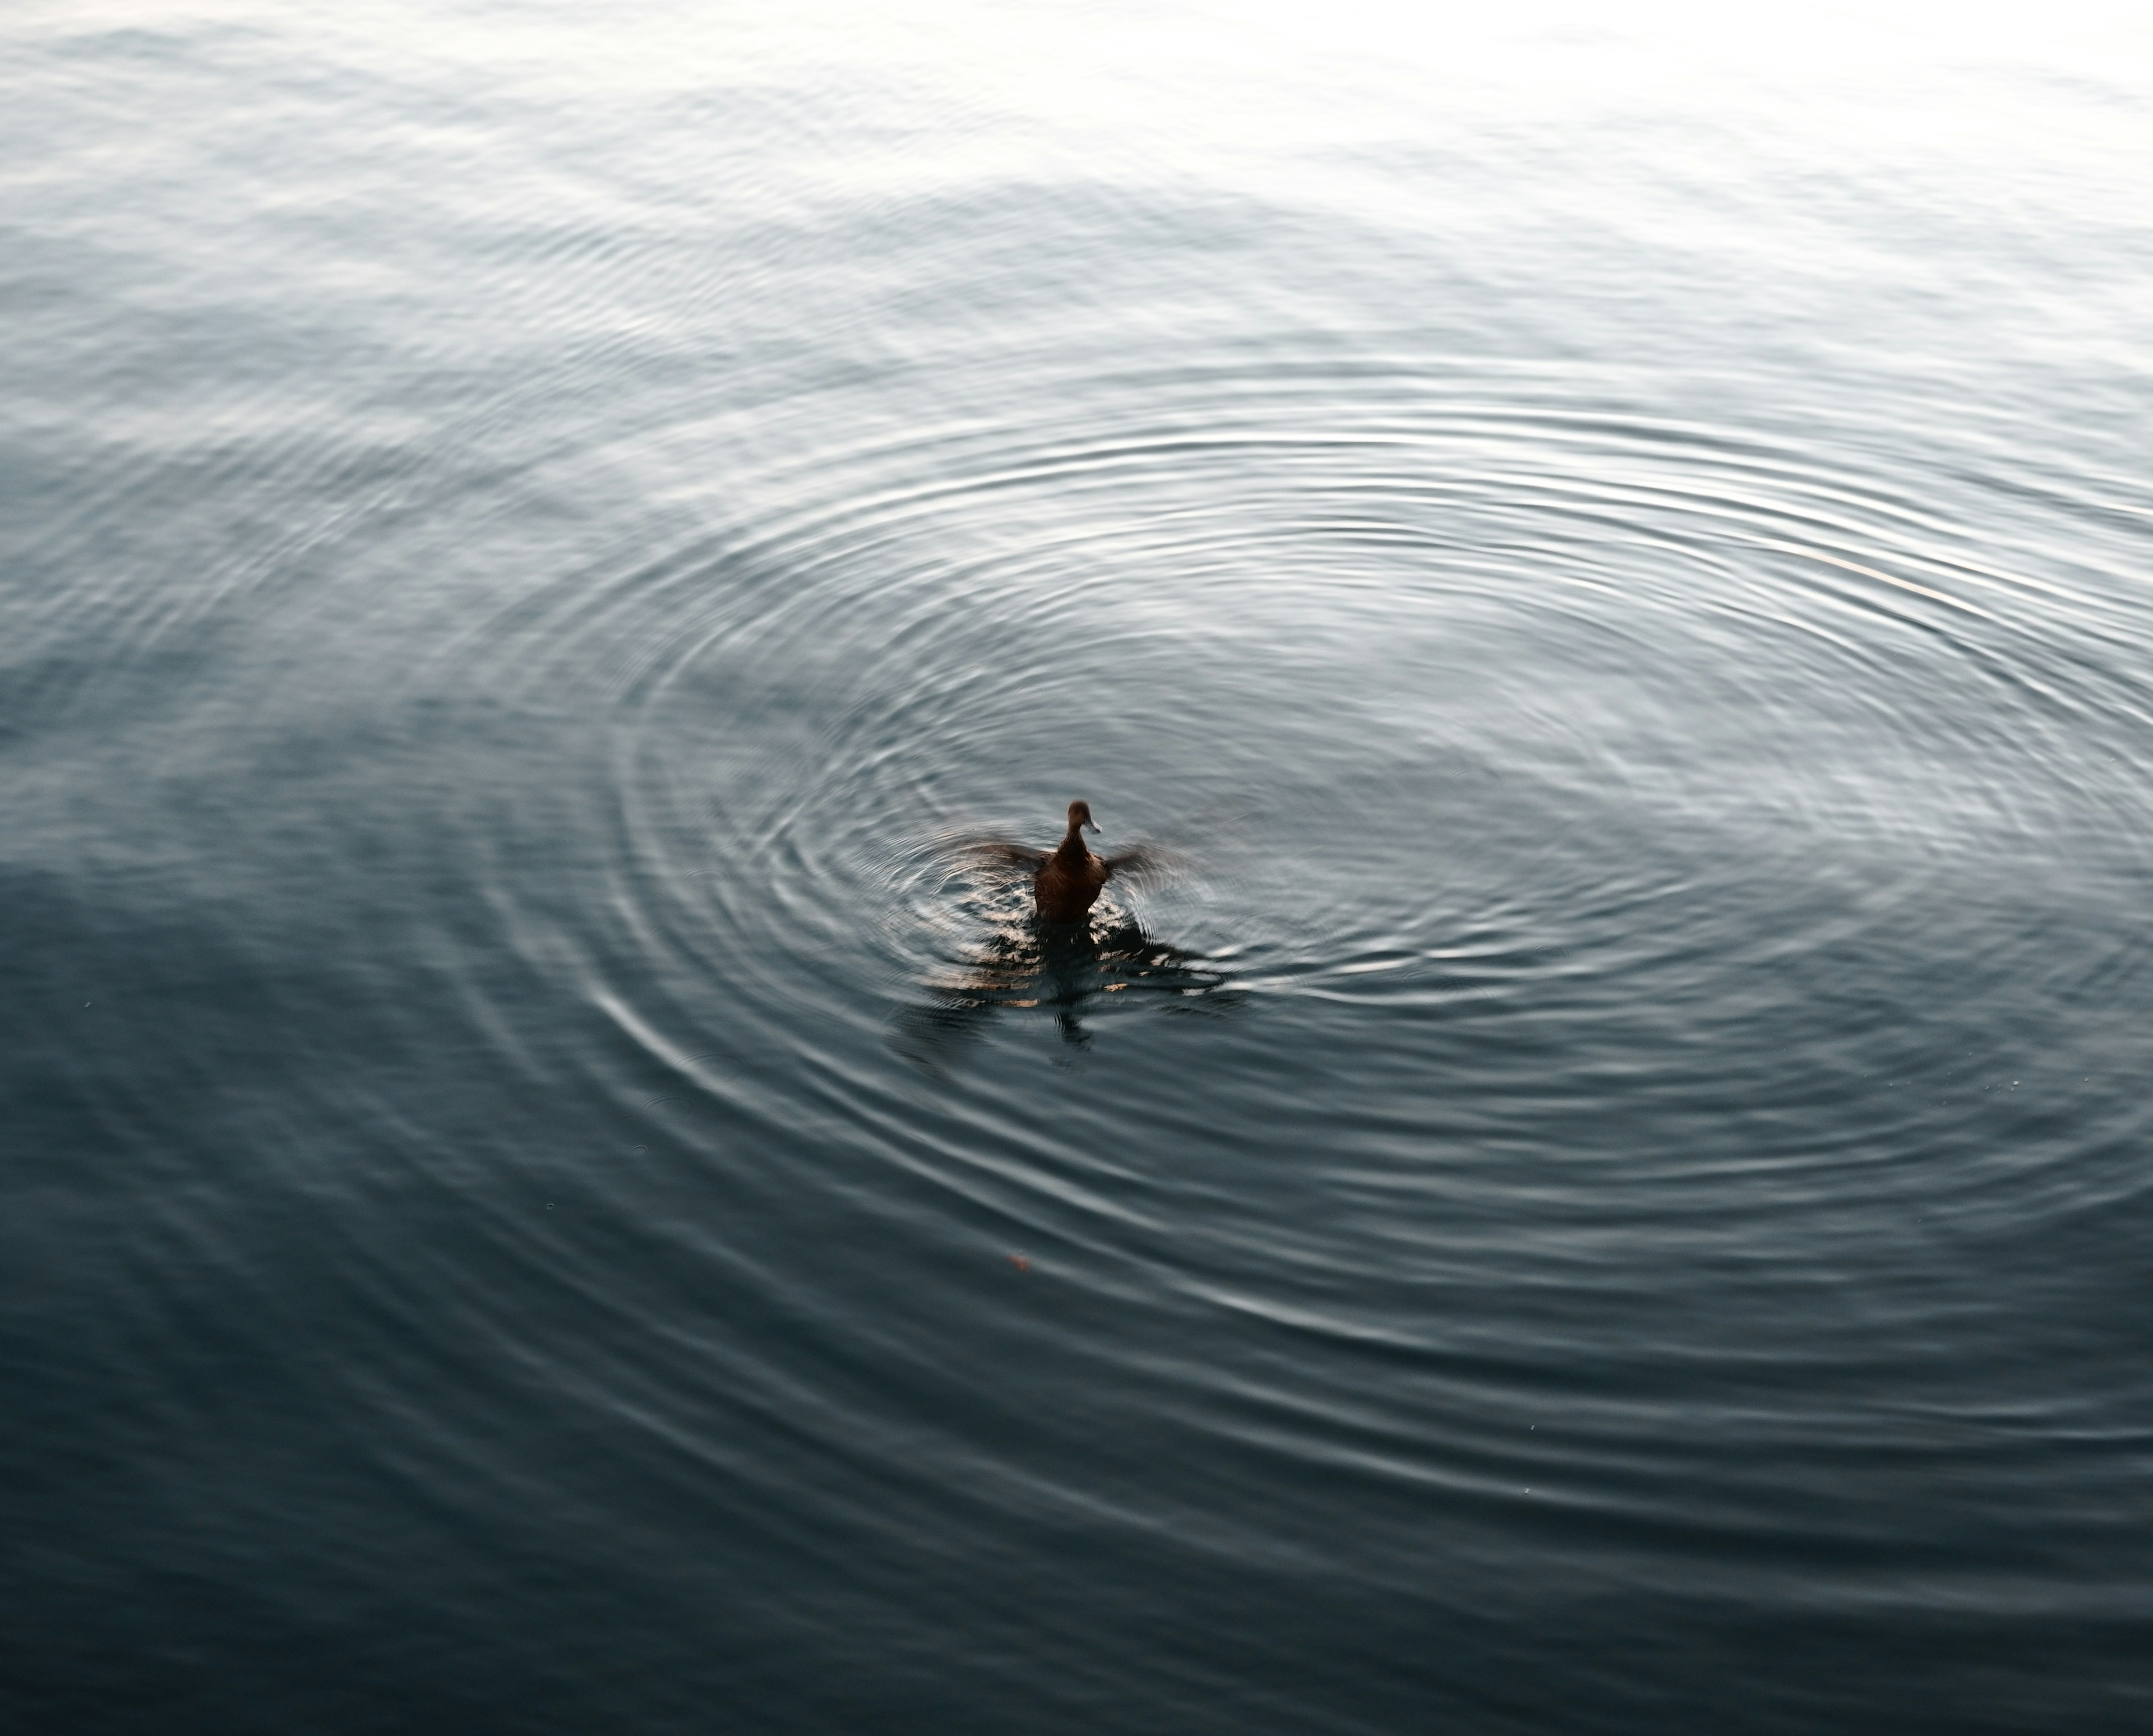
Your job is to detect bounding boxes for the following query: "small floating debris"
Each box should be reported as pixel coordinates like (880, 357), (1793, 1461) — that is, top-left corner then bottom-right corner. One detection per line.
(1007, 1253), (1031, 1272)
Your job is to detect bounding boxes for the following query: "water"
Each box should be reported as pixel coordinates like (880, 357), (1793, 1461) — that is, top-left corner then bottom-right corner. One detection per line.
(7, 2), (2153, 1730)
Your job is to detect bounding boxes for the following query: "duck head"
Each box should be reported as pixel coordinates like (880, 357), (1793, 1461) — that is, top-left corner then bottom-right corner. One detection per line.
(1067, 799), (1098, 834)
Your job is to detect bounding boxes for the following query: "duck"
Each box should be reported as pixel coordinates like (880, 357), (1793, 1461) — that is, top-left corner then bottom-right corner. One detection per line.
(945, 800), (1175, 925)
(1033, 799), (1111, 923)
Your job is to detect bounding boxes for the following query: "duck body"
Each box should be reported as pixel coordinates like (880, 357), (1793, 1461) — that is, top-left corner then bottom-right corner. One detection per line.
(1034, 799), (1110, 924)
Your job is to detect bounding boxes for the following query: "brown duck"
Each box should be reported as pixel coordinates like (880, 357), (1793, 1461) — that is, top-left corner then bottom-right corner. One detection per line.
(1033, 799), (1112, 923)
(955, 800), (1171, 924)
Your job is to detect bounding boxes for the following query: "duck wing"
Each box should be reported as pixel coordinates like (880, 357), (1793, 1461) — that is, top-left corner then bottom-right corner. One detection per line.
(1101, 841), (1187, 894)
(938, 834), (1046, 874)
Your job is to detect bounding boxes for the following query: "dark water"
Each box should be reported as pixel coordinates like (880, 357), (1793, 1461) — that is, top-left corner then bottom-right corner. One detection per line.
(8, 3), (2153, 1730)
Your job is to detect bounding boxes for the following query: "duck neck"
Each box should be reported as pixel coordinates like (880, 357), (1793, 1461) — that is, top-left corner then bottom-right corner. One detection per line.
(1055, 820), (1090, 861)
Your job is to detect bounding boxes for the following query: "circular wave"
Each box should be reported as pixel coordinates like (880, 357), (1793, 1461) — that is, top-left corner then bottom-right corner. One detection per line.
(128, 331), (2153, 1683)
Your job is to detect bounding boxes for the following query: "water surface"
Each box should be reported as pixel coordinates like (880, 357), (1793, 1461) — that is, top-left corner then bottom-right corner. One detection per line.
(6, 3), (2153, 1730)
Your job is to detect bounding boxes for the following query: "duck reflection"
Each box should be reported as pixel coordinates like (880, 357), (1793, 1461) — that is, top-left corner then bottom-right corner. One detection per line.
(889, 803), (1243, 1075)
(890, 909), (1242, 1075)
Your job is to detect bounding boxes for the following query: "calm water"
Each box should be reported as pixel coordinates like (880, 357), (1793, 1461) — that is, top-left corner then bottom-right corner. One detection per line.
(7, 2), (2153, 1730)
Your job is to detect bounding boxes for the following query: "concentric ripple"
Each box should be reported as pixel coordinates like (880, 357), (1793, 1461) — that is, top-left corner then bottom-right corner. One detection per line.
(287, 330), (2148, 1728)
(174, 325), (2133, 1709)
